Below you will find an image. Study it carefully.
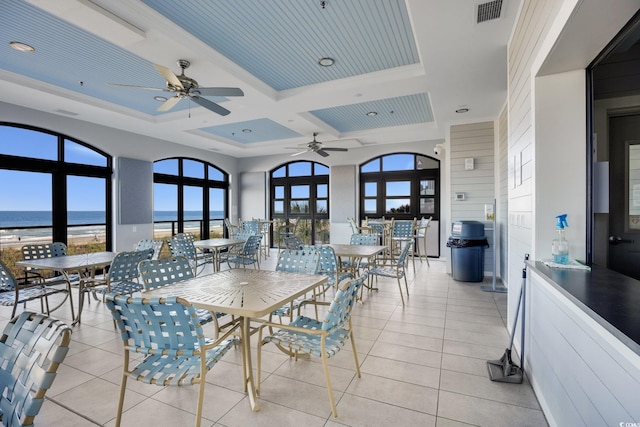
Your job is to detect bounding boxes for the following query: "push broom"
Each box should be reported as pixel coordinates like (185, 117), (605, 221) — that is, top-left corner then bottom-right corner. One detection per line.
(486, 254), (528, 383)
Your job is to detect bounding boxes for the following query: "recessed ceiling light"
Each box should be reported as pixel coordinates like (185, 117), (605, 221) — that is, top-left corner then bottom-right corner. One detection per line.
(318, 57), (334, 67)
(9, 41), (35, 52)
(242, 129), (252, 133)
(456, 108), (469, 113)
(154, 96), (167, 102)
(366, 111), (378, 117)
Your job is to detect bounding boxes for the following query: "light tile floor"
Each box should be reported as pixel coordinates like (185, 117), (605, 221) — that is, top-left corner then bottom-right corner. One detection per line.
(2, 254), (549, 427)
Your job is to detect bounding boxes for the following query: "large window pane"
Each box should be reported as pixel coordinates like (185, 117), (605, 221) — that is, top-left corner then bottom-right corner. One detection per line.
(291, 185), (310, 198)
(317, 184), (327, 198)
(0, 126), (57, 160)
(209, 188), (224, 237)
(274, 186), (284, 198)
(361, 158), (380, 173)
(386, 199), (411, 214)
(184, 186), (203, 239)
(383, 154), (414, 171)
(365, 182), (377, 197)
(65, 140), (107, 166)
(272, 166), (286, 178)
(386, 181), (411, 196)
(364, 199), (377, 213)
(67, 176), (106, 252)
(208, 165), (224, 181)
(154, 183), (177, 238)
(291, 200), (309, 213)
(183, 159), (204, 179)
(315, 164), (329, 175)
(289, 162), (312, 177)
(154, 159), (179, 175)
(0, 171), (52, 248)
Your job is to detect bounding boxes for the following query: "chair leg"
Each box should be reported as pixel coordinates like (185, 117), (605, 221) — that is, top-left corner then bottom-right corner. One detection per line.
(195, 373), (206, 427)
(115, 364), (128, 427)
(321, 349), (338, 417)
(256, 326), (263, 396)
(396, 277), (405, 306)
(349, 328), (361, 378)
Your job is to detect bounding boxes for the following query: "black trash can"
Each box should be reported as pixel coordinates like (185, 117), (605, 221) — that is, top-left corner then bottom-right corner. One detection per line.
(447, 221), (489, 282)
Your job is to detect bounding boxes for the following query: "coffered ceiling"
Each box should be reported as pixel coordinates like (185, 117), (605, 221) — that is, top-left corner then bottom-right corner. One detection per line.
(0, 0), (520, 158)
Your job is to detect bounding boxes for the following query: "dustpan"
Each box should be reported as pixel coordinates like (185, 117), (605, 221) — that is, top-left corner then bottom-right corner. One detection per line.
(486, 254), (527, 384)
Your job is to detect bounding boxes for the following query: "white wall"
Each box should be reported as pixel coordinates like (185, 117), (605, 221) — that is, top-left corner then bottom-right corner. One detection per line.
(534, 70), (587, 262)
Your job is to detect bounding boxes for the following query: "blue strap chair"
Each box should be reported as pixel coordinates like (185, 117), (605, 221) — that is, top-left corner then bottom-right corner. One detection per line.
(415, 216), (432, 266)
(344, 233), (380, 271)
(271, 247), (320, 321)
(241, 219), (260, 235)
(167, 233), (210, 276)
(368, 240), (413, 306)
(0, 260), (70, 318)
(391, 219), (416, 272)
(19, 242), (75, 317)
(284, 235), (304, 250)
(0, 311), (71, 427)
(79, 249), (154, 324)
(105, 294), (239, 427)
(223, 234), (262, 269)
(316, 245), (353, 293)
(134, 239), (164, 260)
(138, 256), (228, 337)
(257, 274), (367, 418)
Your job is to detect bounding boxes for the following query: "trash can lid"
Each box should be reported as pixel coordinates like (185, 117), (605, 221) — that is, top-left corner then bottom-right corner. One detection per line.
(451, 221), (486, 238)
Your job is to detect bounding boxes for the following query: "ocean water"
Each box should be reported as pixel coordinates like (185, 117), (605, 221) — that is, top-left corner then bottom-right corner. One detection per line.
(0, 210), (225, 242)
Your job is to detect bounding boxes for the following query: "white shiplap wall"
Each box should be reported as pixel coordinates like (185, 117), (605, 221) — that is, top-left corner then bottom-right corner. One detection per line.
(498, 106), (509, 283)
(450, 121), (495, 275)
(507, 0), (564, 319)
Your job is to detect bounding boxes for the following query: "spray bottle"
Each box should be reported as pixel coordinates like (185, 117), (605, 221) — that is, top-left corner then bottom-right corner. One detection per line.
(551, 214), (569, 264)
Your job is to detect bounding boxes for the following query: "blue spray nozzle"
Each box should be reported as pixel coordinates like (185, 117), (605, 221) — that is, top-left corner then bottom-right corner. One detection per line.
(556, 214), (568, 229)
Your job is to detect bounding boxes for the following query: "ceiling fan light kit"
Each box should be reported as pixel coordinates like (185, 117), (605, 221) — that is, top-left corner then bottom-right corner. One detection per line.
(108, 59), (244, 116)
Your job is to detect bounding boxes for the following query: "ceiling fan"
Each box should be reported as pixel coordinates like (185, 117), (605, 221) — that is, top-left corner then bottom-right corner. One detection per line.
(108, 59), (244, 116)
(288, 133), (348, 157)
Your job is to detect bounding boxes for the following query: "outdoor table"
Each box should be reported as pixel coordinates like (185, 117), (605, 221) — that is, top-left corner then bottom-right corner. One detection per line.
(142, 268), (327, 412)
(16, 251), (116, 325)
(194, 238), (245, 272)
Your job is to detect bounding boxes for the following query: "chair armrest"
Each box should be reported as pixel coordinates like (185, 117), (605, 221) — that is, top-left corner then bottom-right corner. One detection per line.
(201, 319), (241, 350)
(258, 320), (325, 336)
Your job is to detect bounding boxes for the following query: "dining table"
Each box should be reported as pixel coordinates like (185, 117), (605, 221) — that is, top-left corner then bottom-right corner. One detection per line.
(16, 251), (116, 326)
(141, 268), (327, 412)
(194, 238), (246, 272)
(327, 243), (387, 294)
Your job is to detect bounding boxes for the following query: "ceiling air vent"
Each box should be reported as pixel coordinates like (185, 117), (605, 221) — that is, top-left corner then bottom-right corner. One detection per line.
(477, 0), (503, 23)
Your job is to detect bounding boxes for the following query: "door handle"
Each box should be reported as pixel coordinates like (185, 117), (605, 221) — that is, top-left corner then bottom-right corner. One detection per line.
(609, 235), (634, 245)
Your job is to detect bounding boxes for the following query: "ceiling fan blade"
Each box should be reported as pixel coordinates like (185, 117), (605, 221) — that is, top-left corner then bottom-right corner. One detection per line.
(157, 96), (182, 112)
(191, 96), (231, 116)
(108, 83), (167, 91)
(316, 149), (330, 157)
(153, 63), (183, 89)
(197, 87), (244, 97)
(291, 149), (309, 157)
(322, 147), (348, 152)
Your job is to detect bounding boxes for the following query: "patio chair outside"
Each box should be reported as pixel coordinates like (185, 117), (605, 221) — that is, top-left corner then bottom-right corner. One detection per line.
(368, 240), (413, 306)
(257, 274), (367, 417)
(0, 261), (69, 318)
(0, 311), (71, 427)
(105, 294), (239, 427)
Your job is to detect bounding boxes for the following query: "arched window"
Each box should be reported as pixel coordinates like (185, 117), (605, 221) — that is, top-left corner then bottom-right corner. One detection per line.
(153, 158), (229, 240)
(0, 123), (112, 273)
(270, 161), (330, 245)
(360, 152), (440, 254)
